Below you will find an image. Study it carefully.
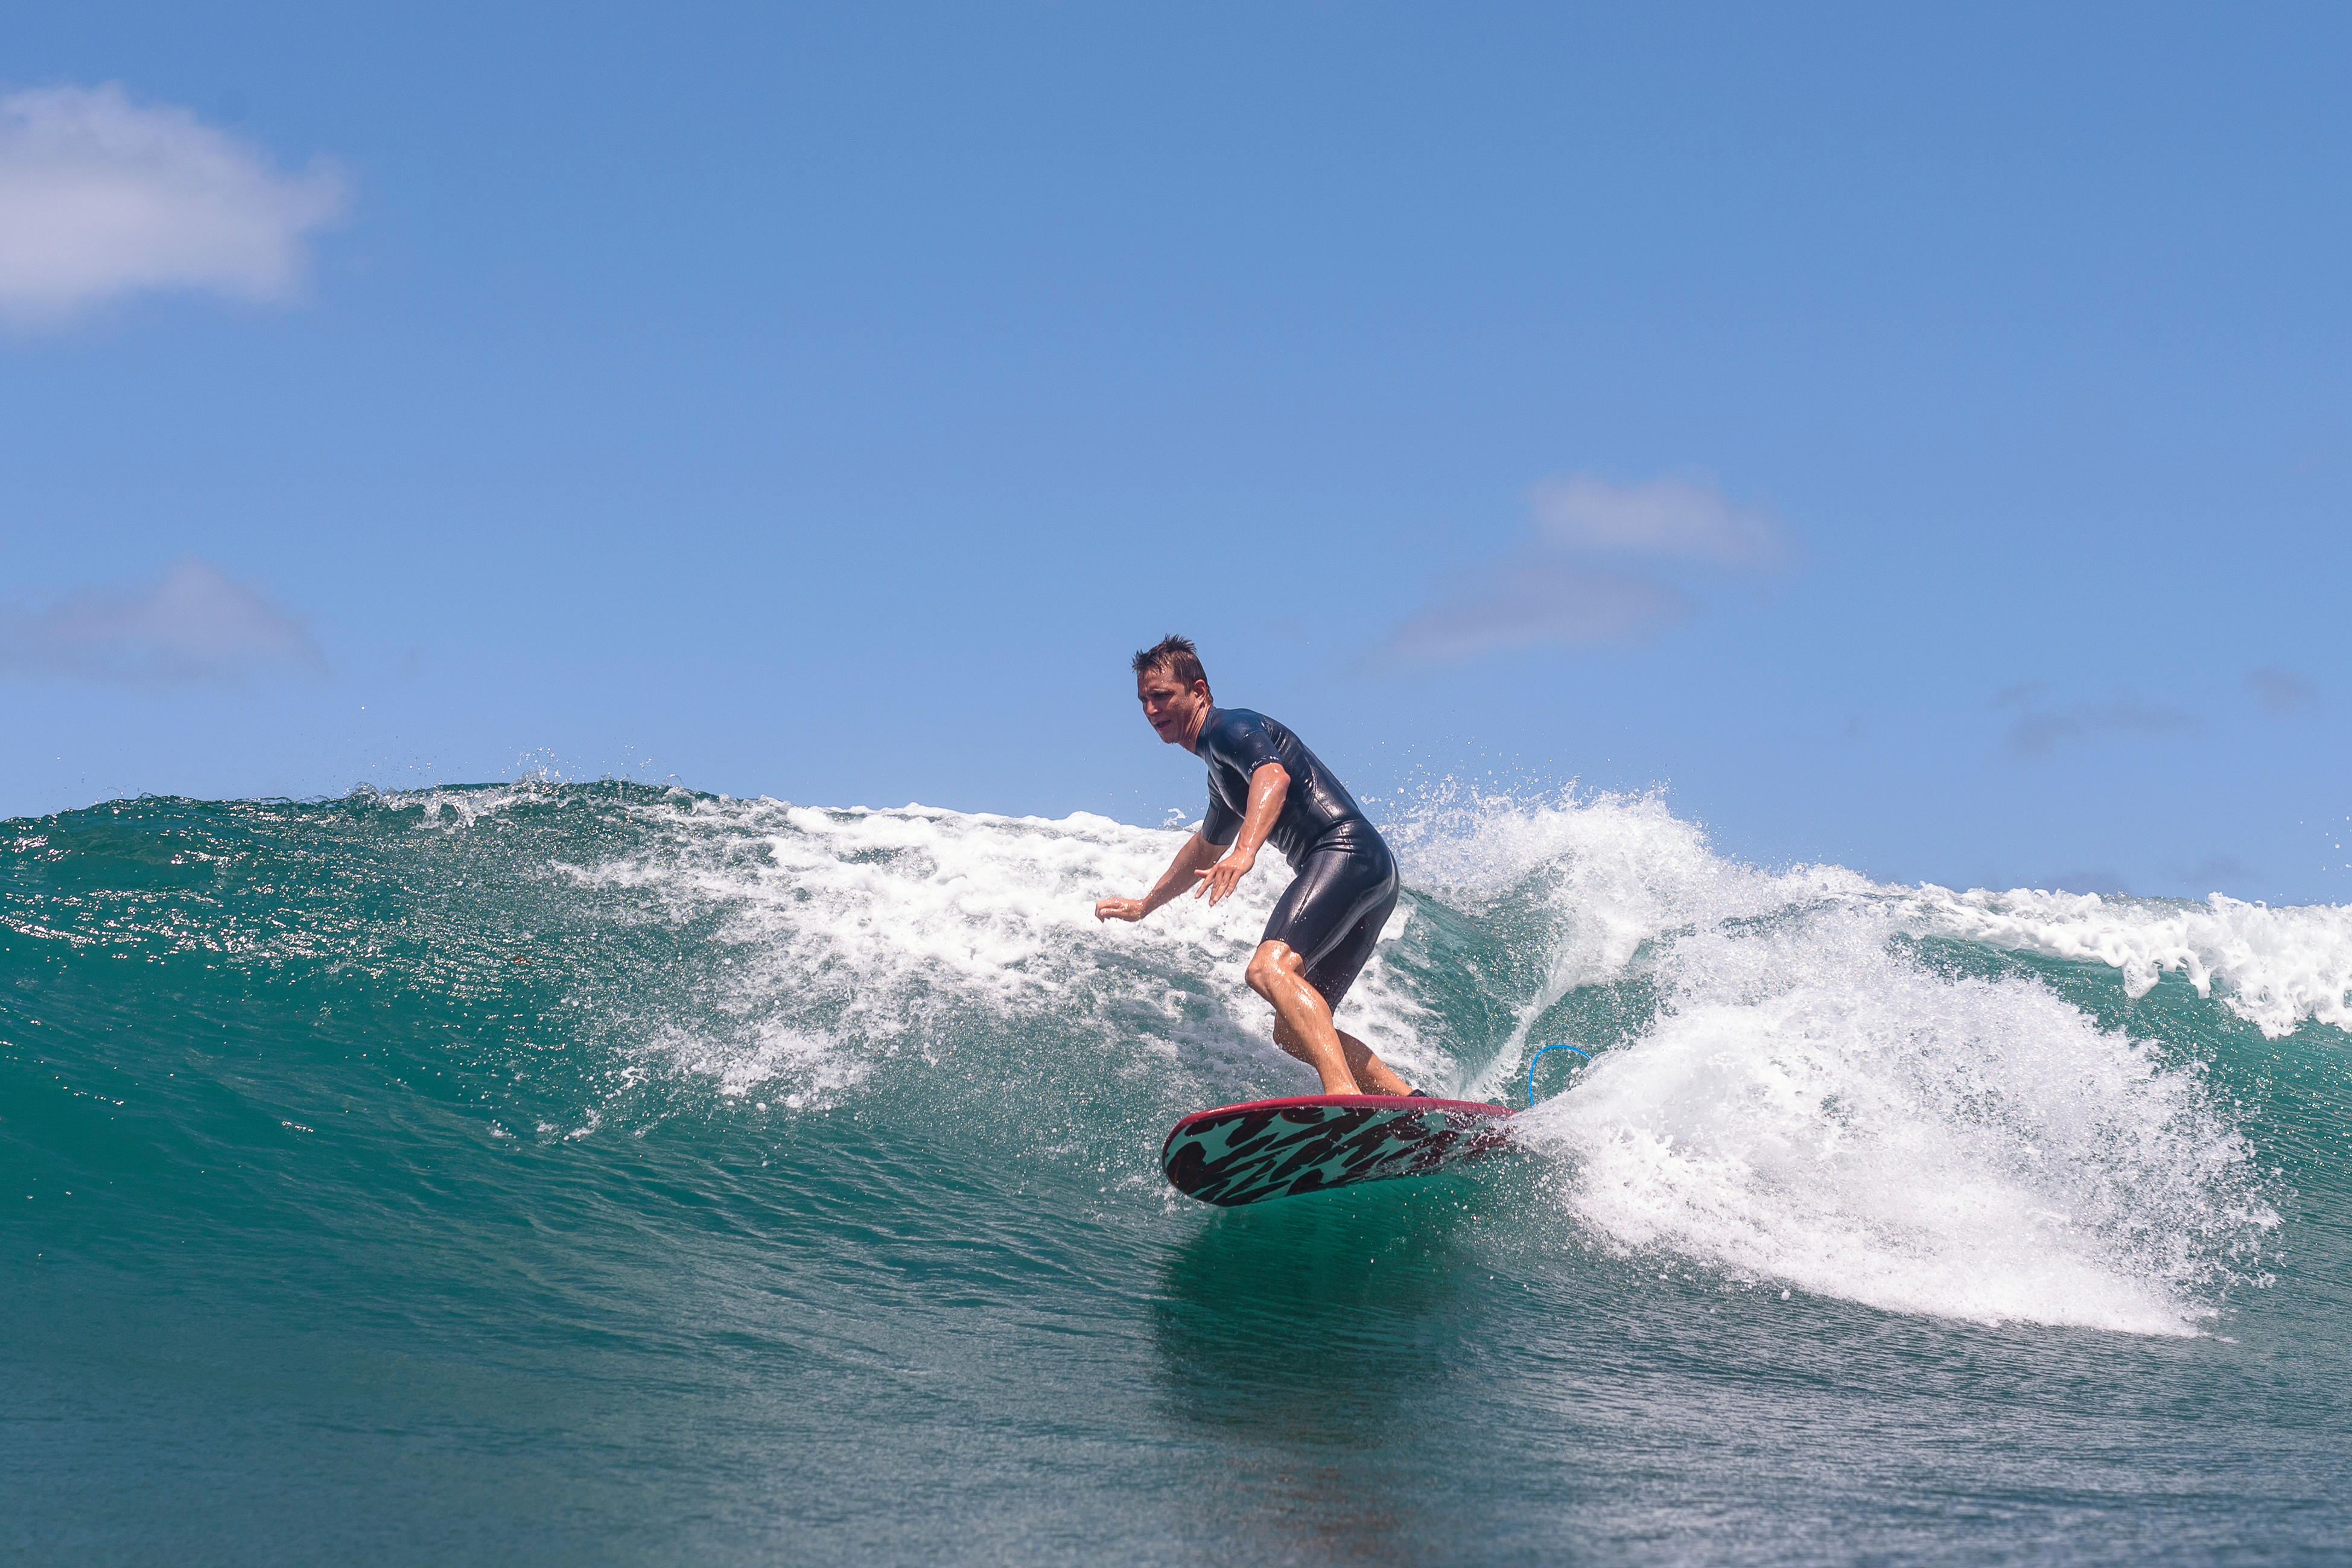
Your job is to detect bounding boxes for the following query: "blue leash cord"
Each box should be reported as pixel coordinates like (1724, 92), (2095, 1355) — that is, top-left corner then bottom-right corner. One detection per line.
(1526, 1043), (1592, 1109)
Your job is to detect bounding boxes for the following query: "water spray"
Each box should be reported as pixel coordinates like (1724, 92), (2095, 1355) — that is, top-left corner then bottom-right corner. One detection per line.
(1527, 1043), (1592, 1109)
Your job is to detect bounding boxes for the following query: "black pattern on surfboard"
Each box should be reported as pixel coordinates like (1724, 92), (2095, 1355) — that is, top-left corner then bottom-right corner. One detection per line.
(1159, 1096), (1513, 1206)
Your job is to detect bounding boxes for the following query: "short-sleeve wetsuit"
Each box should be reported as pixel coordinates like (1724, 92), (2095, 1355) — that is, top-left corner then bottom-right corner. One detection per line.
(1197, 707), (1398, 1011)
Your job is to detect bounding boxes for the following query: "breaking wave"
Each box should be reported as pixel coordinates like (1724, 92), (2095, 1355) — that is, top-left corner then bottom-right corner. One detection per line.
(524, 782), (2309, 1335)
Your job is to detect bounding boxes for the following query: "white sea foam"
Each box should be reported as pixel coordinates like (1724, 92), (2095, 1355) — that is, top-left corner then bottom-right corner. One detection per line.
(493, 782), (2307, 1335)
(1516, 904), (2270, 1334)
(1393, 789), (2288, 1334)
(568, 796), (1437, 1110)
(1388, 789), (1874, 1096)
(1906, 884), (2352, 1038)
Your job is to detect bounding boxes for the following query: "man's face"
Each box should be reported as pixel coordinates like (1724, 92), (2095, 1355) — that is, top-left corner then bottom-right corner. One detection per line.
(1136, 667), (1209, 746)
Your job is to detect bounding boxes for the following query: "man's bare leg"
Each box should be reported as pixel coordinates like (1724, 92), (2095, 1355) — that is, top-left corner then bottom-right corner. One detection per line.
(1274, 1021), (1415, 1097)
(1246, 939), (1413, 1096)
(1338, 1027), (1413, 1097)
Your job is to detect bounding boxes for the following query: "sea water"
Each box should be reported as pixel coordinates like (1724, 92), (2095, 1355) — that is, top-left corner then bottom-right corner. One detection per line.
(4, 782), (2348, 1564)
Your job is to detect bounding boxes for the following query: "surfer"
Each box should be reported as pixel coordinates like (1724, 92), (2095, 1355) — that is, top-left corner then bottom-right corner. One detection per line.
(1095, 635), (1417, 1099)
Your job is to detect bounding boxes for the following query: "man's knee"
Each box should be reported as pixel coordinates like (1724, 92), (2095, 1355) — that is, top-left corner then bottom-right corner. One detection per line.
(1245, 941), (1303, 995)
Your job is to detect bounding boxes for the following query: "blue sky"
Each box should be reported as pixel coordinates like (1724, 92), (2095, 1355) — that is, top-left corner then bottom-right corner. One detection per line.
(4, 2), (2347, 902)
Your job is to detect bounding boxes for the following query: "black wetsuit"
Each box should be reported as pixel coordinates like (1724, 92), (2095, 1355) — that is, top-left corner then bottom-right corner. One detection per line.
(1197, 707), (1397, 1010)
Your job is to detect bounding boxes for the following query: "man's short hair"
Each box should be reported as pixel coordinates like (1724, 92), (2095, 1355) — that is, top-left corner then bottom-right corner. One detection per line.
(1131, 634), (1207, 688)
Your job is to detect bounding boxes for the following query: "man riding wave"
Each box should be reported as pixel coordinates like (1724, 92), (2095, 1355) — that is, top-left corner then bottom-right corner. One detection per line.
(1094, 635), (1419, 1099)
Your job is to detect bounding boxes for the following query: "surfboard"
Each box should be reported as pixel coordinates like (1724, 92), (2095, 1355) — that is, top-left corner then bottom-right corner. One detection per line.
(1159, 1093), (1514, 1207)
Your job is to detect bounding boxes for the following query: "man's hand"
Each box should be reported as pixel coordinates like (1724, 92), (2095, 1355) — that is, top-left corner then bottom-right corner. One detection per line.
(1092, 831), (1221, 925)
(1193, 849), (1256, 906)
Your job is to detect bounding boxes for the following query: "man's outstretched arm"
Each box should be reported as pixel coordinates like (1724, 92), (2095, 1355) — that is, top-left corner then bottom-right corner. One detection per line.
(1195, 763), (1289, 906)
(1095, 831), (1224, 924)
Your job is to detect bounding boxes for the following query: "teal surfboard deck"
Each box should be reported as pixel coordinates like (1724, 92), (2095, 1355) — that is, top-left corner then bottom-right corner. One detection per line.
(1160, 1094), (1514, 1206)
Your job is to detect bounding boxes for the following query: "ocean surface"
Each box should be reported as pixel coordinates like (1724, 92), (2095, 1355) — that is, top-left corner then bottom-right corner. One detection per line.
(6, 782), (2350, 1565)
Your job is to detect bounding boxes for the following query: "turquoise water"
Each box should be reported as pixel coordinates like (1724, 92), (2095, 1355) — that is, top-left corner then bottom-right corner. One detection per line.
(6, 782), (2350, 1564)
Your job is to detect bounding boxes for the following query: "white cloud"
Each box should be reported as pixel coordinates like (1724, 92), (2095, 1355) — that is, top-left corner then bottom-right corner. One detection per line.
(1528, 473), (1791, 567)
(1388, 565), (1691, 661)
(1387, 471), (1789, 662)
(0, 558), (326, 684)
(0, 84), (348, 327)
